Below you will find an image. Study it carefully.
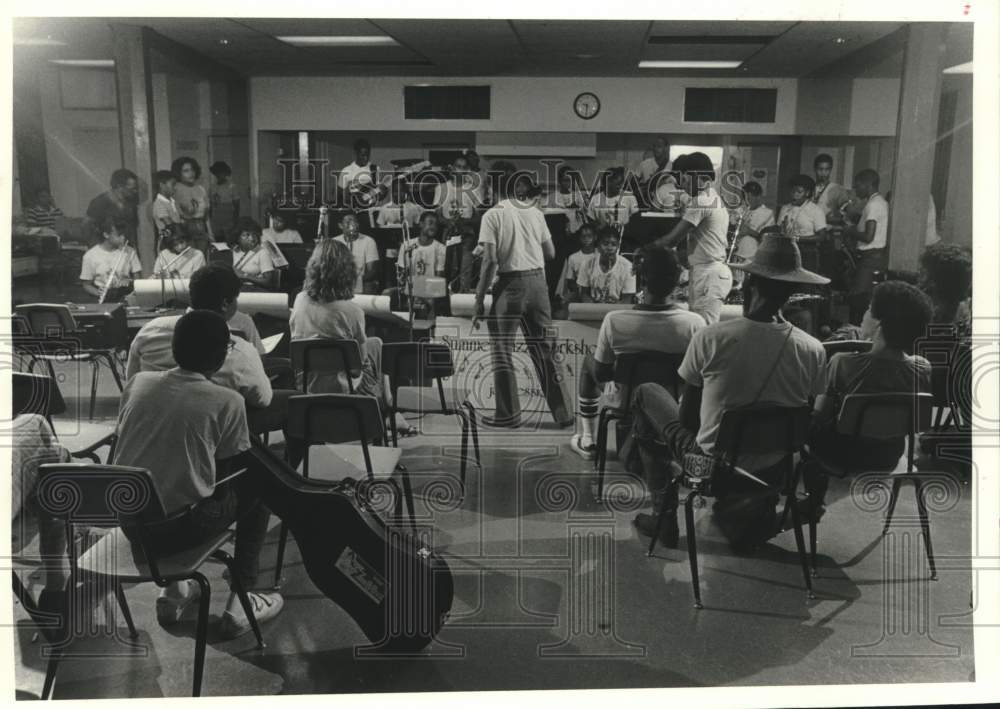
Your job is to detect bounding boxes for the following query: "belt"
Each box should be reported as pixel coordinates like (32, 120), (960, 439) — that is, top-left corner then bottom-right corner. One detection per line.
(498, 268), (544, 277)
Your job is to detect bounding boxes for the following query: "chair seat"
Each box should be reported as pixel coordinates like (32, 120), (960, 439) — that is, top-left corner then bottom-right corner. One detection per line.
(395, 386), (471, 414)
(299, 443), (403, 483)
(52, 420), (116, 455)
(805, 445), (906, 478)
(77, 527), (234, 581)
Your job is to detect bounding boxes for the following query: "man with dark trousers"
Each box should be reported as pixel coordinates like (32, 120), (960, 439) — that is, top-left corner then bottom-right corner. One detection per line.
(474, 162), (573, 428)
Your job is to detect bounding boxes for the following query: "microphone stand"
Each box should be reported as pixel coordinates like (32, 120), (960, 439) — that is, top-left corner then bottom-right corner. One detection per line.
(401, 219), (416, 341)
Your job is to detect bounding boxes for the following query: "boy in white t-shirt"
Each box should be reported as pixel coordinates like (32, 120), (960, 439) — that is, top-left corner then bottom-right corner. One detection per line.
(262, 213), (303, 245)
(333, 211), (381, 294)
(778, 174), (828, 273)
(577, 226), (636, 304)
(386, 211), (447, 317)
(570, 247), (704, 459)
(79, 216), (143, 301)
(843, 168), (890, 323)
(557, 223), (598, 303)
(586, 167), (639, 228)
(731, 181), (776, 284)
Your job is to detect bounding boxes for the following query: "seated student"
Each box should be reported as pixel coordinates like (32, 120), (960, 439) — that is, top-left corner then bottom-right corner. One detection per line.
(127, 264), (273, 409)
(386, 211), (447, 317)
(25, 189), (64, 230)
(569, 247), (705, 459)
(262, 213), (303, 245)
(232, 218), (279, 291)
(918, 242), (972, 337)
(153, 229), (207, 279)
(556, 222), (598, 304)
(113, 310), (283, 637)
(333, 211), (380, 294)
(586, 167), (639, 228)
(290, 239), (413, 435)
(79, 216), (143, 301)
(777, 175), (828, 272)
(151, 169), (182, 242)
(377, 179), (422, 228)
(577, 226), (636, 304)
(802, 281), (933, 518)
(624, 234), (828, 551)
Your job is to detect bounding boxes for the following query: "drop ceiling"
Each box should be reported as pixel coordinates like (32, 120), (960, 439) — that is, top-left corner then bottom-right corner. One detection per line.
(12, 17), (972, 79)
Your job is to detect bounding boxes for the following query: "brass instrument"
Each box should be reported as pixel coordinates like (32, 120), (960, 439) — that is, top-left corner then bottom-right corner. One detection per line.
(727, 206), (747, 263)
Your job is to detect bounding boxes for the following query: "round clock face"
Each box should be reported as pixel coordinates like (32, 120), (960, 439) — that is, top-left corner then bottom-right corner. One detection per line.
(574, 92), (601, 120)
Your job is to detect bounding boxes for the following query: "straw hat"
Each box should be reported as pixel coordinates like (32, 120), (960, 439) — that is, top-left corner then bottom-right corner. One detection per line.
(730, 232), (830, 285)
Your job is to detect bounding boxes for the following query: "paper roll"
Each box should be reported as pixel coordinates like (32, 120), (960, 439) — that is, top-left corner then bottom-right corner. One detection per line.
(352, 294), (393, 314)
(567, 303), (623, 322)
(130, 279), (290, 319)
(449, 294), (492, 318)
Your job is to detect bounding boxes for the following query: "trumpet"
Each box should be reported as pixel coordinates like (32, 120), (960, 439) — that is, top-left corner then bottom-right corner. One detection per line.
(97, 245), (132, 304)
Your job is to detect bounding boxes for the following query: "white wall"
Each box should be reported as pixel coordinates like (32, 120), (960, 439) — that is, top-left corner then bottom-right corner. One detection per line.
(250, 76), (800, 135)
(849, 79), (901, 135)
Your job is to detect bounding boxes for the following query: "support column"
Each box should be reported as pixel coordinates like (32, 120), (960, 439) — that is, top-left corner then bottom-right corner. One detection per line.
(888, 23), (948, 273)
(111, 24), (158, 273)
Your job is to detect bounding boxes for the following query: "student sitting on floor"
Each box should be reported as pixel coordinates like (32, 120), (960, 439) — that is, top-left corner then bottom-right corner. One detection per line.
(289, 239), (415, 436)
(153, 229), (207, 279)
(802, 281), (933, 518)
(556, 222), (598, 304)
(79, 216), (143, 301)
(113, 310), (284, 638)
(569, 246), (705, 459)
(333, 211), (381, 295)
(232, 218), (279, 291)
(577, 226), (636, 304)
(623, 233), (828, 553)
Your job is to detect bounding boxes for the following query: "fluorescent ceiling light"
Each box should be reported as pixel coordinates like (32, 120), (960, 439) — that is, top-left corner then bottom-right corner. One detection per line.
(276, 35), (399, 47)
(50, 59), (115, 68)
(639, 60), (743, 69)
(943, 61), (972, 74)
(15, 38), (67, 47)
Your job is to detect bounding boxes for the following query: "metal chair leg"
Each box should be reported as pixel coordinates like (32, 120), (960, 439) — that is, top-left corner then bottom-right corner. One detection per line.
(191, 573), (211, 697)
(595, 409), (610, 501)
(400, 470), (417, 531)
(912, 479), (937, 580)
(105, 352), (124, 391)
(40, 650), (62, 700)
(647, 493), (672, 557)
(89, 361), (100, 421)
(788, 495), (816, 599)
(214, 550), (266, 649)
(458, 410), (469, 498)
(273, 524), (289, 589)
(115, 583), (139, 639)
(882, 478), (903, 535)
(464, 403), (481, 467)
(684, 492), (702, 609)
(809, 516), (818, 577)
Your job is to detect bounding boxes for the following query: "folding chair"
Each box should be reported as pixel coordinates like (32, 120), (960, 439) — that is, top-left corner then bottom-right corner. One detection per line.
(290, 337), (364, 394)
(382, 341), (480, 496)
(804, 392), (938, 578)
(32, 463), (265, 698)
(15, 304), (125, 421)
(594, 351), (683, 502)
(12, 372), (117, 463)
(272, 393), (409, 587)
(649, 405), (814, 609)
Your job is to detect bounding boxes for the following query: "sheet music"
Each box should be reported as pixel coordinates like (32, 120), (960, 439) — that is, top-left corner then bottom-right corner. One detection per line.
(261, 333), (284, 355)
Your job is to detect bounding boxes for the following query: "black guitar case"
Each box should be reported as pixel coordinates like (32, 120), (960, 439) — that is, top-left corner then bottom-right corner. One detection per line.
(246, 439), (453, 651)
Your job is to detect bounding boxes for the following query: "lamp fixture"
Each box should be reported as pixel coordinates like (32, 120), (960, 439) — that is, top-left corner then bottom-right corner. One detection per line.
(638, 60), (743, 69)
(276, 35), (399, 47)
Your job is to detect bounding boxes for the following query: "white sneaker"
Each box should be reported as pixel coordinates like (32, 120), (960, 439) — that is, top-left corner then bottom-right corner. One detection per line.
(156, 580), (202, 626)
(219, 590), (284, 639)
(569, 434), (596, 461)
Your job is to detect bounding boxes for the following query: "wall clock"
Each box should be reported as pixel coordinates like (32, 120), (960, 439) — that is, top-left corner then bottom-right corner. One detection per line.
(574, 92), (601, 120)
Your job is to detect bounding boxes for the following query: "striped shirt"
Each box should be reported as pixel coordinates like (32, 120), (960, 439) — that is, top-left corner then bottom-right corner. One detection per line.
(25, 205), (63, 229)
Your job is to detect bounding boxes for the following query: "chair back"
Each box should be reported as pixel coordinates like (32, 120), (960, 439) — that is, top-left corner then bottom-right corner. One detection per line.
(12, 372), (66, 419)
(836, 392), (934, 439)
(613, 351), (684, 402)
(15, 304), (77, 336)
(289, 338), (364, 394)
(35, 463), (166, 528)
(822, 339), (873, 356)
(286, 393), (387, 446)
(716, 405), (812, 461)
(382, 341), (455, 397)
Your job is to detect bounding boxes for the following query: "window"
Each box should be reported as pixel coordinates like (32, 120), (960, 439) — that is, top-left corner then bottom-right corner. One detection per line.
(684, 88), (777, 123)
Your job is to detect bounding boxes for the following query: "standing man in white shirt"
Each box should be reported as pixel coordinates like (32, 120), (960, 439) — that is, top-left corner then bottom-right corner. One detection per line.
(474, 162), (573, 428)
(777, 174), (829, 273)
(652, 152), (732, 325)
(637, 136), (672, 184)
(843, 168), (890, 324)
(338, 139), (382, 212)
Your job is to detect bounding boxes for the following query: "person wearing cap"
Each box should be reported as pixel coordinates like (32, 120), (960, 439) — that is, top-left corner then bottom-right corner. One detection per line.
(474, 161), (573, 428)
(624, 233), (828, 553)
(652, 152), (732, 325)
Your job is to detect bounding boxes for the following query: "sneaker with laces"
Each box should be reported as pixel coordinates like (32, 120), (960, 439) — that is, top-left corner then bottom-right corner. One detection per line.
(219, 590), (284, 640)
(569, 433), (596, 461)
(156, 581), (202, 626)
